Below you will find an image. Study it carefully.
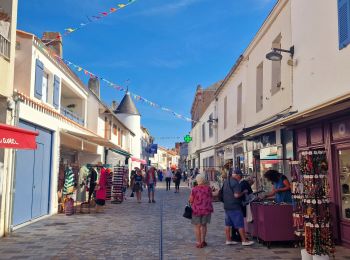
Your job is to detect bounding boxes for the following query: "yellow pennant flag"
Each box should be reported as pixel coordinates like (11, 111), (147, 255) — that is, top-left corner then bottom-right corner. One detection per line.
(78, 67), (82, 72)
(65, 28), (75, 33)
(118, 4), (126, 8)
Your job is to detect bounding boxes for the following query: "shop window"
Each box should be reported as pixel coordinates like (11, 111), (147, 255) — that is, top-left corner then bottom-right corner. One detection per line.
(338, 149), (350, 220)
(271, 34), (282, 95)
(256, 62), (264, 112)
(237, 83), (242, 125)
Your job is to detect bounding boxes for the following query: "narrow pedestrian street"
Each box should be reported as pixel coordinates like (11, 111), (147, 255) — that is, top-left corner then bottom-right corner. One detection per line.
(0, 181), (348, 260)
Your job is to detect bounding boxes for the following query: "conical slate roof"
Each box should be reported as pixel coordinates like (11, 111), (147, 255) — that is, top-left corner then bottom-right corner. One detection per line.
(114, 92), (140, 115)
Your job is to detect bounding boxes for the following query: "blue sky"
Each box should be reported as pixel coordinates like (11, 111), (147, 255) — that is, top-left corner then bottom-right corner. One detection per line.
(18, 0), (277, 148)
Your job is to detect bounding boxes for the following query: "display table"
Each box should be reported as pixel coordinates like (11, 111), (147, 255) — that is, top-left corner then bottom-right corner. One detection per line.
(247, 202), (295, 245)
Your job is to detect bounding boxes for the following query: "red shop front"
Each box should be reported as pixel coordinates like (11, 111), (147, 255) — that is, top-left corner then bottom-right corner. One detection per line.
(294, 115), (350, 248)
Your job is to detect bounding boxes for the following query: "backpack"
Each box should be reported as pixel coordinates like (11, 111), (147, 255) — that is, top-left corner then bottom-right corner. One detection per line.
(218, 178), (235, 203)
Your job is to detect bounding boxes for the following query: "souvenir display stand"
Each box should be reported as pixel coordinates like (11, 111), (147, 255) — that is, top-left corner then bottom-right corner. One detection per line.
(292, 150), (335, 259)
(111, 166), (127, 204)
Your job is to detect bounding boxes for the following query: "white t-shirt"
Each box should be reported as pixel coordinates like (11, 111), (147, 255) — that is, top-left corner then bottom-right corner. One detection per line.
(166, 170), (173, 178)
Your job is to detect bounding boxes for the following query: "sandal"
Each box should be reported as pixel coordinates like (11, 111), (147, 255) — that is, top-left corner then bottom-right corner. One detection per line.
(196, 243), (203, 248)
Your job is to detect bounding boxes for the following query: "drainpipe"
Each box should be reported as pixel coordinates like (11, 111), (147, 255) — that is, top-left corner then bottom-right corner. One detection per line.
(5, 95), (20, 234)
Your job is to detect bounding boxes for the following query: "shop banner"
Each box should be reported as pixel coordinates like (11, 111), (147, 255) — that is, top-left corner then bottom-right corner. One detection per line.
(148, 144), (158, 154)
(0, 123), (38, 149)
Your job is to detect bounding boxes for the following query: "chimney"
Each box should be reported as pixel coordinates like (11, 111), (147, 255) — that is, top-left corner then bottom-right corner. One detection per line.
(41, 32), (63, 57)
(88, 77), (100, 97)
(111, 100), (118, 111)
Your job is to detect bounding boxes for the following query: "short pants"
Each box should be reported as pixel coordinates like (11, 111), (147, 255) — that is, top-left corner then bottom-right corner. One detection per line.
(148, 183), (155, 192)
(225, 209), (244, 229)
(191, 214), (211, 225)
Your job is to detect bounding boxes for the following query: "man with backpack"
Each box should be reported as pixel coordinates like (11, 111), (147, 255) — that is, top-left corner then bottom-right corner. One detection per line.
(222, 168), (254, 246)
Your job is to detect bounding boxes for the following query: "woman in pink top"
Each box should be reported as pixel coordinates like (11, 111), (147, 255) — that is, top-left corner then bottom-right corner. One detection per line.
(96, 166), (107, 212)
(189, 174), (213, 248)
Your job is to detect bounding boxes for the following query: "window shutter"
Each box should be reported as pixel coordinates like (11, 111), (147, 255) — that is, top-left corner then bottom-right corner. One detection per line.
(34, 59), (44, 99)
(53, 75), (61, 109)
(338, 0), (350, 49)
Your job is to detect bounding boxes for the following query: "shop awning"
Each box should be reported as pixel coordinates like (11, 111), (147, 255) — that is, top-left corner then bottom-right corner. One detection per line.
(0, 123), (38, 149)
(131, 157), (147, 164)
(109, 148), (131, 157)
(61, 130), (126, 152)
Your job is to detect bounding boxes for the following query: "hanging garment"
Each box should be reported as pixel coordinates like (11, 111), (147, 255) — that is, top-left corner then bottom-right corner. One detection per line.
(63, 167), (75, 195)
(76, 165), (89, 202)
(88, 168), (98, 202)
(96, 167), (107, 202)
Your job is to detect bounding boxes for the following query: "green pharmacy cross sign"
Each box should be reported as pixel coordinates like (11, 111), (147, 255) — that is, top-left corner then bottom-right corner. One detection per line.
(184, 135), (192, 143)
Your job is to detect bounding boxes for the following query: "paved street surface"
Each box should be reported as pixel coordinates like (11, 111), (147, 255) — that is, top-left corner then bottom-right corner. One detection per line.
(1, 182), (350, 260)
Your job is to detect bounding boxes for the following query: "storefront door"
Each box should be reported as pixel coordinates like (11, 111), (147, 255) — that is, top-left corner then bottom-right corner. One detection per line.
(335, 145), (350, 247)
(12, 121), (52, 226)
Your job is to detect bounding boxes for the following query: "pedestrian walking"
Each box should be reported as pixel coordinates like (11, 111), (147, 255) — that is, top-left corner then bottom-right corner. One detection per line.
(145, 167), (157, 203)
(189, 174), (213, 248)
(174, 169), (182, 193)
(223, 169), (254, 246)
(133, 169), (144, 203)
(165, 167), (172, 191)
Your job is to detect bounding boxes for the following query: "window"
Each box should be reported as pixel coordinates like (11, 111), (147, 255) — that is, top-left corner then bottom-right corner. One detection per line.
(338, 0), (350, 49)
(271, 34), (282, 95)
(237, 84), (242, 125)
(42, 72), (49, 103)
(209, 113), (213, 138)
(256, 62), (264, 112)
(202, 123), (206, 142)
(224, 96), (227, 129)
(121, 130), (124, 146)
(118, 128), (121, 145)
(113, 124), (117, 135)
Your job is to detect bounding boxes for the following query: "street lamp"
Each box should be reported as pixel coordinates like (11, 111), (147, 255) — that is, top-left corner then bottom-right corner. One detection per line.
(266, 46), (294, 61)
(207, 118), (218, 124)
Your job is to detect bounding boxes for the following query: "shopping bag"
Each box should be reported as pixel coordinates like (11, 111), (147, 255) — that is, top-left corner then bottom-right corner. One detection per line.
(183, 204), (192, 219)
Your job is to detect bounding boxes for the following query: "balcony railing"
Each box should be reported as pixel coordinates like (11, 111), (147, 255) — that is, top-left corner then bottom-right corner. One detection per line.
(60, 106), (85, 126)
(0, 33), (10, 60)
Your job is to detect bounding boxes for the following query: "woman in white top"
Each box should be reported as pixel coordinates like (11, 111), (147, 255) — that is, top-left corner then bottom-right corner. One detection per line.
(165, 167), (173, 191)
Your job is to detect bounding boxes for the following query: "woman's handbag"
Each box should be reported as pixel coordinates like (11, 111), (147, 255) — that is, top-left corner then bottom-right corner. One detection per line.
(183, 204), (192, 219)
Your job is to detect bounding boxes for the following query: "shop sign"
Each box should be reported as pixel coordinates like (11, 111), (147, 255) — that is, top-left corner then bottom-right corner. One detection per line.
(332, 119), (350, 140)
(0, 123), (38, 149)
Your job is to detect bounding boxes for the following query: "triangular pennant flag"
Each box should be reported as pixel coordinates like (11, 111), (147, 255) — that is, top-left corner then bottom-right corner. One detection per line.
(100, 12), (108, 16)
(118, 4), (126, 8)
(78, 67), (83, 72)
(110, 8), (117, 12)
(65, 28), (75, 33)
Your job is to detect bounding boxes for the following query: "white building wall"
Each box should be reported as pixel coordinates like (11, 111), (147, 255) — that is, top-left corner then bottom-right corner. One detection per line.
(244, 0), (292, 127)
(217, 62), (247, 143)
(291, 0), (350, 111)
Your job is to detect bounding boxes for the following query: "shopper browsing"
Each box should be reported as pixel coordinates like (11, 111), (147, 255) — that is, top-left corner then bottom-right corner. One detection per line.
(145, 167), (157, 203)
(165, 167), (173, 191)
(189, 174), (213, 248)
(223, 169), (254, 246)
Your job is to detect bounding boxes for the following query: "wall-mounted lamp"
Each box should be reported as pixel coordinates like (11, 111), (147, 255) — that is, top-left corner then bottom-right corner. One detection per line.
(207, 118), (218, 124)
(266, 46), (294, 61)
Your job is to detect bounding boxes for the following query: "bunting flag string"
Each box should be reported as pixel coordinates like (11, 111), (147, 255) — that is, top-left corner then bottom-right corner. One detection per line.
(58, 57), (197, 123)
(45, 0), (138, 45)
